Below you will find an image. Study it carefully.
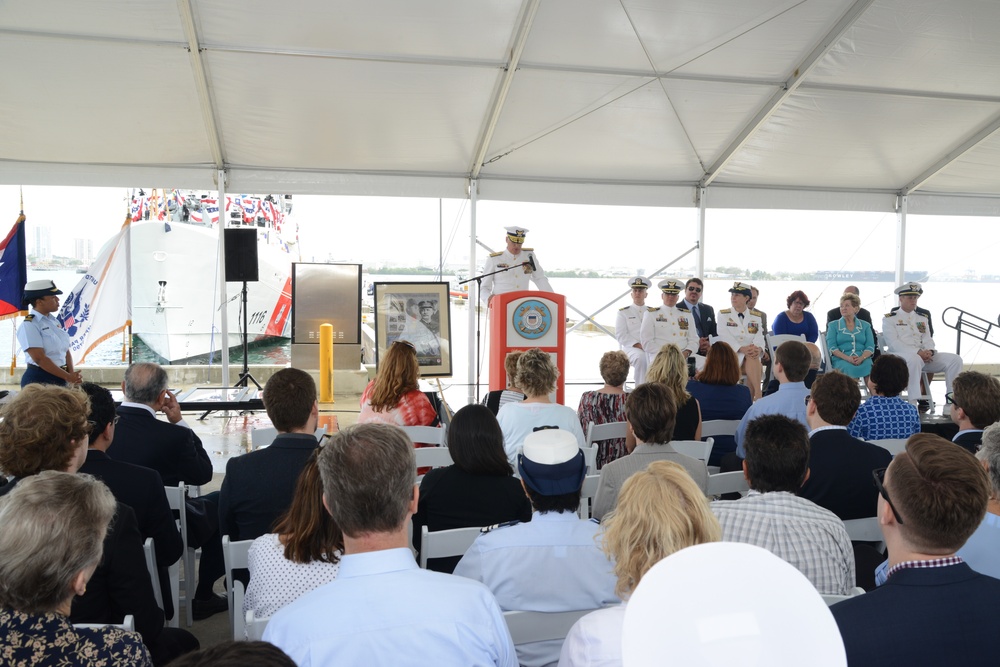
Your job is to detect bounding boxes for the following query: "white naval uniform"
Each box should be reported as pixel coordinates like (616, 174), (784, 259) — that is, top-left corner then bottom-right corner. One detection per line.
(882, 308), (963, 401)
(639, 304), (703, 370)
(480, 248), (553, 303)
(715, 308), (766, 364)
(616, 303), (648, 384)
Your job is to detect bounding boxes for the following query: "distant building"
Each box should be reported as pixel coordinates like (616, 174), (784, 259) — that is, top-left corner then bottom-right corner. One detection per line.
(34, 226), (51, 260)
(74, 238), (94, 264)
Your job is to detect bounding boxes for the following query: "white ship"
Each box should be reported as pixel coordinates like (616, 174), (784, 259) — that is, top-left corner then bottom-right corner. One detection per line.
(127, 190), (297, 362)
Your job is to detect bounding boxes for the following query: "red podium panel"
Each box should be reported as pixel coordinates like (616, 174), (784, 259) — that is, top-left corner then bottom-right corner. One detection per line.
(488, 291), (566, 404)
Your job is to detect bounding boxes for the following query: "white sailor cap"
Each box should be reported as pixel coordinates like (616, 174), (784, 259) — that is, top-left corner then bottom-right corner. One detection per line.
(894, 281), (923, 297)
(729, 281), (753, 297)
(505, 226), (528, 243)
(517, 428), (586, 496)
(658, 278), (684, 294)
(628, 276), (651, 290)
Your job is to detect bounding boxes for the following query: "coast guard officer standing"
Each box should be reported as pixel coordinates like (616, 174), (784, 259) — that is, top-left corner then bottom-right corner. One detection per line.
(616, 276), (651, 384)
(454, 428), (619, 667)
(480, 226), (553, 304)
(882, 282), (962, 404)
(16, 279), (82, 387)
(639, 277), (702, 371)
(716, 282), (766, 400)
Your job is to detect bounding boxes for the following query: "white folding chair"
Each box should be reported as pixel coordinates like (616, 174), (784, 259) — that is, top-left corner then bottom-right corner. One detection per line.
(585, 421), (627, 448)
(868, 438), (909, 457)
(400, 425), (447, 446)
(74, 615), (136, 632)
(418, 525), (482, 568)
(705, 471), (749, 497)
(821, 586), (865, 606)
(223, 535), (255, 640)
(413, 447), (454, 471)
(672, 438), (713, 462)
(245, 609), (271, 641)
(163, 483), (191, 627)
(503, 609), (595, 645)
(142, 538), (164, 612)
(578, 474), (600, 519)
(581, 446), (598, 475)
(700, 420), (741, 440)
(251, 425), (327, 450)
(843, 517), (886, 553)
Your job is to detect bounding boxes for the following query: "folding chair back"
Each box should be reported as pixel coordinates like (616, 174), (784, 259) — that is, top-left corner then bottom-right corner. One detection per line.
(223, 535), (255, 640)
(821, 587), (865, 606)
(400, 425), (447, 446)
(868, 438), (908, 457)
(578, 474), (600, 519)
(419, 525), (482, 568)
(672, 438), (714, 462)
(245, 609), (271, 641)
(705, 471), (749, 497)
(163, 483), (190, 627)
(503, 609), (595, 645)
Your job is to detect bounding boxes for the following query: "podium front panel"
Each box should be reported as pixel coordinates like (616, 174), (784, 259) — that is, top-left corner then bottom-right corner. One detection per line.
(488, 290), (565, 404)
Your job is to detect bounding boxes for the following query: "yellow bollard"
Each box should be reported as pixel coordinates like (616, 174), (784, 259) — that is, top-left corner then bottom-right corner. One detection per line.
(320, 323), (333, 403)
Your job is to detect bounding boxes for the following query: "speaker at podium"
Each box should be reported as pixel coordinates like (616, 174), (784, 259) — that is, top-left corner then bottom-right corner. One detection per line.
(488, 290), (566, 404)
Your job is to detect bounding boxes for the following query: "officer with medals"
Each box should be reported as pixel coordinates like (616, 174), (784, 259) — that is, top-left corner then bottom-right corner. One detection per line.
(16, 279), (82, 387)
(639, 277), (702, 372)
(882, 281), (963, 404)
(716, 281), (766, 400)
(616, 276), (651, 385)
(479, 226), (553, 304)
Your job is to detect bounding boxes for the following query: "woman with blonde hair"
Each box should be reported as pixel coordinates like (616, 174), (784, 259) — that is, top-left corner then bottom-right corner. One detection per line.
(497, 348), (586, 468)
(359, 340), (438, 428)
(559, 460), (721, 666)
(577, 350), (630, 469)
(645, 344), (702, 441)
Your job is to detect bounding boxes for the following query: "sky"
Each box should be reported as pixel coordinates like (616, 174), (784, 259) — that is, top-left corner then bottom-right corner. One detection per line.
(2, 184), (998, 279)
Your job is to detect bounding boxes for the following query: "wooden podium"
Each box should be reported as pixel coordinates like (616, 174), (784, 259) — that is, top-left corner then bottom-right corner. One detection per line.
(488, 290), (566, 404)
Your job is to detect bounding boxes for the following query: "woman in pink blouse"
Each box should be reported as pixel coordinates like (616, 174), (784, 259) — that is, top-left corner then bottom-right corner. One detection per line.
(359, 341), (438, 428)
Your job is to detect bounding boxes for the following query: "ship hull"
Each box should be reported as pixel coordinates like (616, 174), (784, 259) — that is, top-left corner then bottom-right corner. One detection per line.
(130, 221), (292, 362)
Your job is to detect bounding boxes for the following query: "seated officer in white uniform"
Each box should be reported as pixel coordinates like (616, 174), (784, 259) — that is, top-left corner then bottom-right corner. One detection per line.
(639, 277), (702, 374)
(716, 281), (766, 400)
(480, 226), (553, 304)
(454, 429), (619, 667)
(616, 276), (651, 385)
(882, 281), (963, 404)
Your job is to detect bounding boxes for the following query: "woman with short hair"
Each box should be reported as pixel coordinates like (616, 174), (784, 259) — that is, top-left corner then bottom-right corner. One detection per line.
(773, 289), (819, 342)
(497, 348), (586, 468)
(827, 292), (875, 378)
(0, 471), (152, 666)
(246, 452), (344, 620)
(412, 404), (532, 573)
(559, 461), (721, 666)
(577, 351), (630, 469)
(847, 354), (920, 440)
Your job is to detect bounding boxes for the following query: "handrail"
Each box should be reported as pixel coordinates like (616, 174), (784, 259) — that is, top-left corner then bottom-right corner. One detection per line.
(941, 306), (1000, 356)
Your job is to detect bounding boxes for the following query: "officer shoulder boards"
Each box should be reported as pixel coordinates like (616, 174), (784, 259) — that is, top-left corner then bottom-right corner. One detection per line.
(23, 314), (34, 321)
(749, 308), (764, 317)
(481, 520), (520, 533)
(522, 247), (533, 251)
(489, 251), (503, 257)
(647, 306), (659, 312)
(619, 305), (631, 311)
(677, 303), (690, 312)
(719, 308), (732, 314)
(884, 311), (897, 319)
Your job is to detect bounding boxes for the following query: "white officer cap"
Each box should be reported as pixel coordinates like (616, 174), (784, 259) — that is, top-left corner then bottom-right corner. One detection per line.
(894, 281), (923, 297)
(628, 276), (651, 290)
(658, 278), (684, 294)
(504, 226), (528, 243)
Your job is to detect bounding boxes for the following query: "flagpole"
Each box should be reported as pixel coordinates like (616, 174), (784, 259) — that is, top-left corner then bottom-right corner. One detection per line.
(218, 169), (230, 387)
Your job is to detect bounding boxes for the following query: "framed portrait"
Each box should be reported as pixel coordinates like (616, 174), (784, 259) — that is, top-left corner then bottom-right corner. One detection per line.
(374, 281), (452, 377)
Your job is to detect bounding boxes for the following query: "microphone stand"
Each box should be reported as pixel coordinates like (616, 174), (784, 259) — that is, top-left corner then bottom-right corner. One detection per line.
(459, 259), (534, 403)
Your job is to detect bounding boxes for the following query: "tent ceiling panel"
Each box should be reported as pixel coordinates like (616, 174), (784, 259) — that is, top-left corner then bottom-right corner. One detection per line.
(0, 1), (185, 42)
(719, 89), (1000, 190)
(924, 135), (1000, 195)
(193, 0), (521, 62)
(811, 0), (1000, 96)
(208, 52), (500, 173)
(0, 35), (211, 166)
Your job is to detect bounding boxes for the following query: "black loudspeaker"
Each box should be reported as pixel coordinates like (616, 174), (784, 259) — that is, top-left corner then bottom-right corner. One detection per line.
(224, 228), (259, 282)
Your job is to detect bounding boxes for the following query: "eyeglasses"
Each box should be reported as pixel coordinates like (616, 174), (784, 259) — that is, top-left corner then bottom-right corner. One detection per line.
(945, 391), (959, 407)
(87, 415), (121, 429)
(872, 467), (904, 525)
(686, 286), (702, 293)
(804, 395), (812, 406)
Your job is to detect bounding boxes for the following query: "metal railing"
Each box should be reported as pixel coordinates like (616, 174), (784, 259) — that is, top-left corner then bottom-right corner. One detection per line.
(941, 307), (1000, 356)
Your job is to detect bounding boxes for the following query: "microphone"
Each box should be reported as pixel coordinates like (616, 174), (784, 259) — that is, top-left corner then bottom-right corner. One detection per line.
(523, 254), (537, 272)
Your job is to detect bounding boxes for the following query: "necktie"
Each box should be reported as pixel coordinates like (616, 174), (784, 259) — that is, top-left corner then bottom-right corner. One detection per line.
(738, 312), (744, 321)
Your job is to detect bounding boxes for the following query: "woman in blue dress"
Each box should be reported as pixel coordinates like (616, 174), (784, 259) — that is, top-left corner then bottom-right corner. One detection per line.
(772, 290), (819, 342)
(826, 292), (875, 378)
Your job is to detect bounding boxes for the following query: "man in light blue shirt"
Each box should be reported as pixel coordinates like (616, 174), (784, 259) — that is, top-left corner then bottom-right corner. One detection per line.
(454, 429), (619, 667)
(732, 340), (813, 461)
(264, 423), (516, 667)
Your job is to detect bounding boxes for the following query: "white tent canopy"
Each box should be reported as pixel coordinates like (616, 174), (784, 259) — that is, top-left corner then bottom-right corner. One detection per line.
(3, 0), (1000, 215)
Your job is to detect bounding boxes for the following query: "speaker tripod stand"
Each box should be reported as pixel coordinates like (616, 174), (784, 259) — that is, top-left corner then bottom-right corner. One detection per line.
(234, 280), (262, 390)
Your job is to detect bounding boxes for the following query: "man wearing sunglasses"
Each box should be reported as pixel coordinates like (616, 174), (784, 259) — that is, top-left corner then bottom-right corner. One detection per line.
(682, 277), (717, 355)
(832, 434), (998, 666)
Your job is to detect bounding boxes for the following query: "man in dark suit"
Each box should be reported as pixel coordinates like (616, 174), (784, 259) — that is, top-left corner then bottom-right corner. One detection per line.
(949, 371), (1000, 454)
(800, 371), (892, 520)
(825, 285), (880, 358)
(831, 434), (1000, 666)
(107, 362), (227, 619)
(682, 277), (717, 355)
(219, 368), (322, 542)
(79, 382), (183, 621)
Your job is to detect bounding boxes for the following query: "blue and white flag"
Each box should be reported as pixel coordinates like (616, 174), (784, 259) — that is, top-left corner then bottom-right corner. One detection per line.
(58, 216), (132, 364)
(0, 213), (27, 320)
